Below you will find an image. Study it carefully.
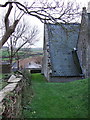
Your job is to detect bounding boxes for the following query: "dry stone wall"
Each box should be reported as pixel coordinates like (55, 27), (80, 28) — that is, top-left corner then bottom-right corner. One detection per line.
(0, 75), (25, 119)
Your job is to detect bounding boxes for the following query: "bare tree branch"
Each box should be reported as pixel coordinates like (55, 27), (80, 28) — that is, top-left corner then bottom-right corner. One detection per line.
(0, 19), (19, 48)
(0, 1), (80, 23)
(4, 3), (13, 31)
(0, 0), (80, 48)
(6, 19), (39, 67)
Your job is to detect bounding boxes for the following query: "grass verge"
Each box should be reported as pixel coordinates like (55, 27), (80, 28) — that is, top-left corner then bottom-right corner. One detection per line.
(23, 73), (88, 118)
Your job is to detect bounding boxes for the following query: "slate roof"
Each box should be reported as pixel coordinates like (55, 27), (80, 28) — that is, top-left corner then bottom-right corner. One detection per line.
(46, 23), (81, 76)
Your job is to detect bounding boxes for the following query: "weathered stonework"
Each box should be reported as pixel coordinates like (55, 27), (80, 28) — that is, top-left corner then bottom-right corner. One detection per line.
(0, 75), (25, 119)
(77, 7), (90, 78)
(42, 24), (52, 81)
(77, 7), (88, 77)
(43, 23), (82, 82)
(42, 5), (90, 82)
(0, 64), (11, 74)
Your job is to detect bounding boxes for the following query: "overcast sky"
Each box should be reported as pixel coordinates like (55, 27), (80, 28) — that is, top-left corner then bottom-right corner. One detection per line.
(0, 0), (90, 48)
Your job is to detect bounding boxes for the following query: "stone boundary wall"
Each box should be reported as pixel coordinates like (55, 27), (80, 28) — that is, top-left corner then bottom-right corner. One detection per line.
(0, 64), (11, 74)
(0, 75), (25, 119)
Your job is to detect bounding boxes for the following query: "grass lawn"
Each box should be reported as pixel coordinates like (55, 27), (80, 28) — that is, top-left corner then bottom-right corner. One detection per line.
(23, 73), (88, 118)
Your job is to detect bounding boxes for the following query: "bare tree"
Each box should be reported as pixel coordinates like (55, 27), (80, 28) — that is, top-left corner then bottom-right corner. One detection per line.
(7, 20), (39, 67)
(0, 0), (80, 48)
(0, 2), (24, 48)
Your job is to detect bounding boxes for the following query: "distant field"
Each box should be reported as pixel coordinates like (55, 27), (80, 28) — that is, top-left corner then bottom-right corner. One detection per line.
(0, 48), (43, 61)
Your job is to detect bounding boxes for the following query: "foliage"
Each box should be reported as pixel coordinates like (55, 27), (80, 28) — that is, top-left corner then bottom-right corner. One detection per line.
(22, 70), (31, 85)
(0, 73), (9, 90)
(0, 74), (2, 79)
(23, 73), (88, 118)
(0, 80), (8, 90)
(21, 70), (33, 109)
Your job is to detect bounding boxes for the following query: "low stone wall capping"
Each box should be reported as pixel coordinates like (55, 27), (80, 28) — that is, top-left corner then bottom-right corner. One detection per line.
(0, 75), (24, 119)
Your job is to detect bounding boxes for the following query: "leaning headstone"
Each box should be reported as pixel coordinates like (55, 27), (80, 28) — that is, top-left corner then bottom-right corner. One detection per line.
(8, 75), (16, 82)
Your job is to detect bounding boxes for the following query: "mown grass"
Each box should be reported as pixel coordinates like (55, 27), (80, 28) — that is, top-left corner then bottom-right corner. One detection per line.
(23, 73), (88, 118)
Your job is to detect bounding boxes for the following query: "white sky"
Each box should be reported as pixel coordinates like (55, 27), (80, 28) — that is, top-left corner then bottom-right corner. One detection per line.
(0, 0), (90, 48)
